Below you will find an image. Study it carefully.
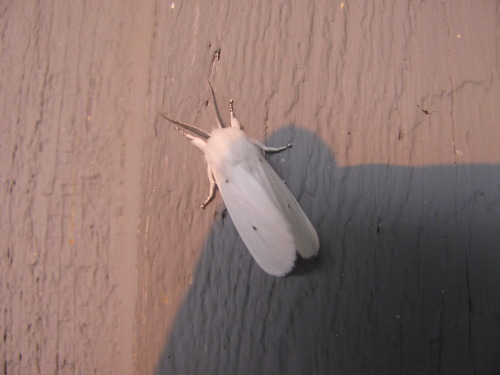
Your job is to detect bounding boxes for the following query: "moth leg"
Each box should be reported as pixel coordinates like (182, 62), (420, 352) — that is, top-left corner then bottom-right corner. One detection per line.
(229, 99), (242, 129)
(200, 164), (217, 209)
(252, 139), (292, 154)
(175, 126), (207, 151)
(160, 113), (210, 139)
(174, 125), (213, 207)
(175, 126), (194, 140)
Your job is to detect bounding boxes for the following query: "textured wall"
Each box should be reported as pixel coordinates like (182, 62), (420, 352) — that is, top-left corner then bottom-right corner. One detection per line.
(0, 1), (151, 374)
(2, 0), (499, 375)
(142, 1), (500, 374)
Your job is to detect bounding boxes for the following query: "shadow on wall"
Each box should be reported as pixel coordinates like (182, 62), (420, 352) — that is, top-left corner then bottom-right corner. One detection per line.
(156, 126), (500, 375)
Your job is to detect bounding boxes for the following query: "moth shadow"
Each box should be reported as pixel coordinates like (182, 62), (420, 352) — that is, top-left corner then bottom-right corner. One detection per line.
(156, 125), (500, 375)
(288, 254), (323, 277)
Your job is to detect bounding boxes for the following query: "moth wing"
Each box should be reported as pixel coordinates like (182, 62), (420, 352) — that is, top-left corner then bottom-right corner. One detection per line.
(212, 142), (319, 276)
(259, 158), (320, 259)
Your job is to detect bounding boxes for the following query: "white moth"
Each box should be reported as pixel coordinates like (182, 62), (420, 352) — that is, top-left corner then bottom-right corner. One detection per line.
(160, 83), (319, 276)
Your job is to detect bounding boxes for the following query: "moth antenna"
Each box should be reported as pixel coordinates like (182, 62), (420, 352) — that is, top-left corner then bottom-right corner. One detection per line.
(207, 81), (225, 128)
(159, 113), (210, 139)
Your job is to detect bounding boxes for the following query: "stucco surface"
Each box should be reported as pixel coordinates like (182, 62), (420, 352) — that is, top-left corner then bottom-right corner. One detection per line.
(1, 1), (499, 374)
